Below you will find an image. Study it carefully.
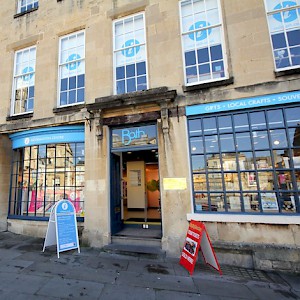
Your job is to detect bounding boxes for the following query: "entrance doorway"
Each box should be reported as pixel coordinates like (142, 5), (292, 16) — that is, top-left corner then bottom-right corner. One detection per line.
(110, 149), (162, 237)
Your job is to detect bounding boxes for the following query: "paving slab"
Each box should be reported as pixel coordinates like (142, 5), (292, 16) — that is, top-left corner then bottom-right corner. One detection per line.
(156, 290), (219, 299)
(0, 291), (60, 300)
(36, 277), (104, 299)
(193, 277), (256, 299)
(117, 270), (198, 293)
(127, 259), (176, 275)
(100, 283), (155, 300)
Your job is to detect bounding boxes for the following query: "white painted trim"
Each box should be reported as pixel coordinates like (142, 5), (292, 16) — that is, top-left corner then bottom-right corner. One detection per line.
(187, 213), (300, 225)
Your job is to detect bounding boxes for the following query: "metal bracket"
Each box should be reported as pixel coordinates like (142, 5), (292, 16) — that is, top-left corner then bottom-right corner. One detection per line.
(160, 104), (169, 134)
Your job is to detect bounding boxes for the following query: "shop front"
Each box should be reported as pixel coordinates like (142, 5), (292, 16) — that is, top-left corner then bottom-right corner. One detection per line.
(187, 90), (300, 216)
(7, 125), (85, 235)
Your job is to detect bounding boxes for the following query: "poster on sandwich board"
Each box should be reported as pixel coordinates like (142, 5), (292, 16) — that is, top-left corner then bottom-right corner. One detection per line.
(43, 199), (80, 258)
(180, 220), (221, 276)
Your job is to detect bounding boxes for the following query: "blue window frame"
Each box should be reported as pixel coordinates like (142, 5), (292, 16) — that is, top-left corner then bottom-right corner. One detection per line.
(58, 31), (85, 106)
(180, 0), (228, 85)
(113, 13), (148, 94)
(188, 105), (300, 214)
(265, 0), (300, 70)
(12, 46), (36, 115)
(18, 0), (38, 13)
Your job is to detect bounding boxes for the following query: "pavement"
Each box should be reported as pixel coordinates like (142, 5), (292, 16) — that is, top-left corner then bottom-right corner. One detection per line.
(0, 231), (298, 299)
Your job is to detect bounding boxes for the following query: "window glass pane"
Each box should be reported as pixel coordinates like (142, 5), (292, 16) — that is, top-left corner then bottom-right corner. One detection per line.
(267, 109), (284, 128)
(206, 154), (221, 171)
(222, 153), (237, 171)
(208, 173), (223, 191)
(218, 115), (232, 133)
(256, 150), (273, 169)
(224, 173), (239, 191)
(210, 193), (224, 211)
(203, 117), (217, 135)
(190, 137), (204, 154)
(220, 134), (235, 152)
(270, 129), (287, 148)
(258, 171), (274, 190)
(227, 193), (241, 212)
(243, 193), (259, 212)
(250, 111), (266, 130)
(191, 155), (205, 172)
(205, 135), (219, 153)
(193, 174), (206, 191)
(236, 132), (251, 151)
(194, 193), (208, 212)
(233, 113), (249, 132)
(253, 131), (269, 150)
(285, 107), (300, 126)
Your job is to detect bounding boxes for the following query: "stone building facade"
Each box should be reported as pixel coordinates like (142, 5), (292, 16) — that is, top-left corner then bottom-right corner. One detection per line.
(0, 0), (299, 273)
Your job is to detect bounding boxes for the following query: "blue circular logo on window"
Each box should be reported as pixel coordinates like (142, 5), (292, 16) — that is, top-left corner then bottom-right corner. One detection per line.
(188, 21), (212, 41)
(22, 66), (34, 81)
(273, 1), (299, 22)
(122, 39), (140, 57)
(66, 54), (81, 70)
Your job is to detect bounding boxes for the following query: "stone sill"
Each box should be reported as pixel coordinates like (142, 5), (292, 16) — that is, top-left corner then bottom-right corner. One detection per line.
(275, 68), (300, 77)
(53, 104), (85, 114)
(6, 113), (33, 121)
(14, 7), (38, 18)
(183, 77), (234, 93)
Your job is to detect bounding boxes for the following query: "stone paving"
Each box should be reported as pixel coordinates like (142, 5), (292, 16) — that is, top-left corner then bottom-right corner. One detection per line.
(0, 231), (298, 299)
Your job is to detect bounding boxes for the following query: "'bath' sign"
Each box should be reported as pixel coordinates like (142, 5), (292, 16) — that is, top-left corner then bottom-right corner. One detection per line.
(43, 199), (80, 258)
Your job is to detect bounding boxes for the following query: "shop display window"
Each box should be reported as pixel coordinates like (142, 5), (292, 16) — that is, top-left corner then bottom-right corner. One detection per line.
(9, 142), (85, 219)
(189, 105), (300, 214)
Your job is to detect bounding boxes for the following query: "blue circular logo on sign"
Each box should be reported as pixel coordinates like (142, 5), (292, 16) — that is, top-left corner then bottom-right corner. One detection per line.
(273, 1), (299, 22)
(122, 39), (140, 57)
(66, 54), (81, 70)
(188, 21), (212, 41)
(22, 67), (34, 81)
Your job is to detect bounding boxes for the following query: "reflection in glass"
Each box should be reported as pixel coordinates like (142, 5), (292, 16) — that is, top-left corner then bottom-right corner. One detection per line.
(253, 131), (269, 150)
(210, 193), (225, 211)
(194, 193), (208, 212)
(257, 171), (274, 190)
(224, 173), (239, 191)
(190, 137), (204, 154)
(270, 129), (287, 148)
(205, 135), (219, 153)
(188, 119), (202, 136)
(208, 173), (223, 191)
(191, 155), (205, 172)
(222, 153), (237, 171)
(238, 152), (254, 170)
(285, 107), (300, 127)
(267, 109), (284, 128)
(203, 117), (217, 135)
(226, 193), (241, 212)
(218, 115), (232, 133)
(236, 133), (251, 151)
(220, 134), (235, 152)
(206, 154), (221, 171)
(243, 193), (259, 212)
(255, 151), (272, 169)
(233, 113), (249, 132)
(288, 127), (300, 148)
(193, 174), (207, 191)
(250, 111), (266, 130)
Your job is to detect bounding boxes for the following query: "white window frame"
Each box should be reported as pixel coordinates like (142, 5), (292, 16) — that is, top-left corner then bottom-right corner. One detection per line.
(113, 12), (149, 95)
(264, 0), (300, 72)
(179, 0), (229, 86)
(17, 0), (38, 13)
(57, 30), (85, 107)
(11, 46), (36, 116)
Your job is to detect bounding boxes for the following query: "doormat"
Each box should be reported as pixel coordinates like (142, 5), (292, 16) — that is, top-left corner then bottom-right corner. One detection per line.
(125, 218), (161, 223)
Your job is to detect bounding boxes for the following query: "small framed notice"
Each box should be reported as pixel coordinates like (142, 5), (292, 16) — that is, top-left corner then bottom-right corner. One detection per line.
(163, 178), (187, 190)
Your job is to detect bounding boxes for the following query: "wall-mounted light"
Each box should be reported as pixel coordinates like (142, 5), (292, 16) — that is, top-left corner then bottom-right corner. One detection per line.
(274, 140), (280, 145)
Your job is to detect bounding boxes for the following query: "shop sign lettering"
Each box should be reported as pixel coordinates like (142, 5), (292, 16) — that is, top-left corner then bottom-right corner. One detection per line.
(122, 128), (146, 146)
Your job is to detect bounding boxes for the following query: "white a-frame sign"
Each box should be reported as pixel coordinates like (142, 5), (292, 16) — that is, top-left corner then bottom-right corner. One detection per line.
(43, 199), (80, 258)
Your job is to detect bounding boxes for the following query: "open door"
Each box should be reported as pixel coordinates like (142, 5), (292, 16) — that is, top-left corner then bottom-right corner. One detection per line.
(110, 153), (122, 234)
